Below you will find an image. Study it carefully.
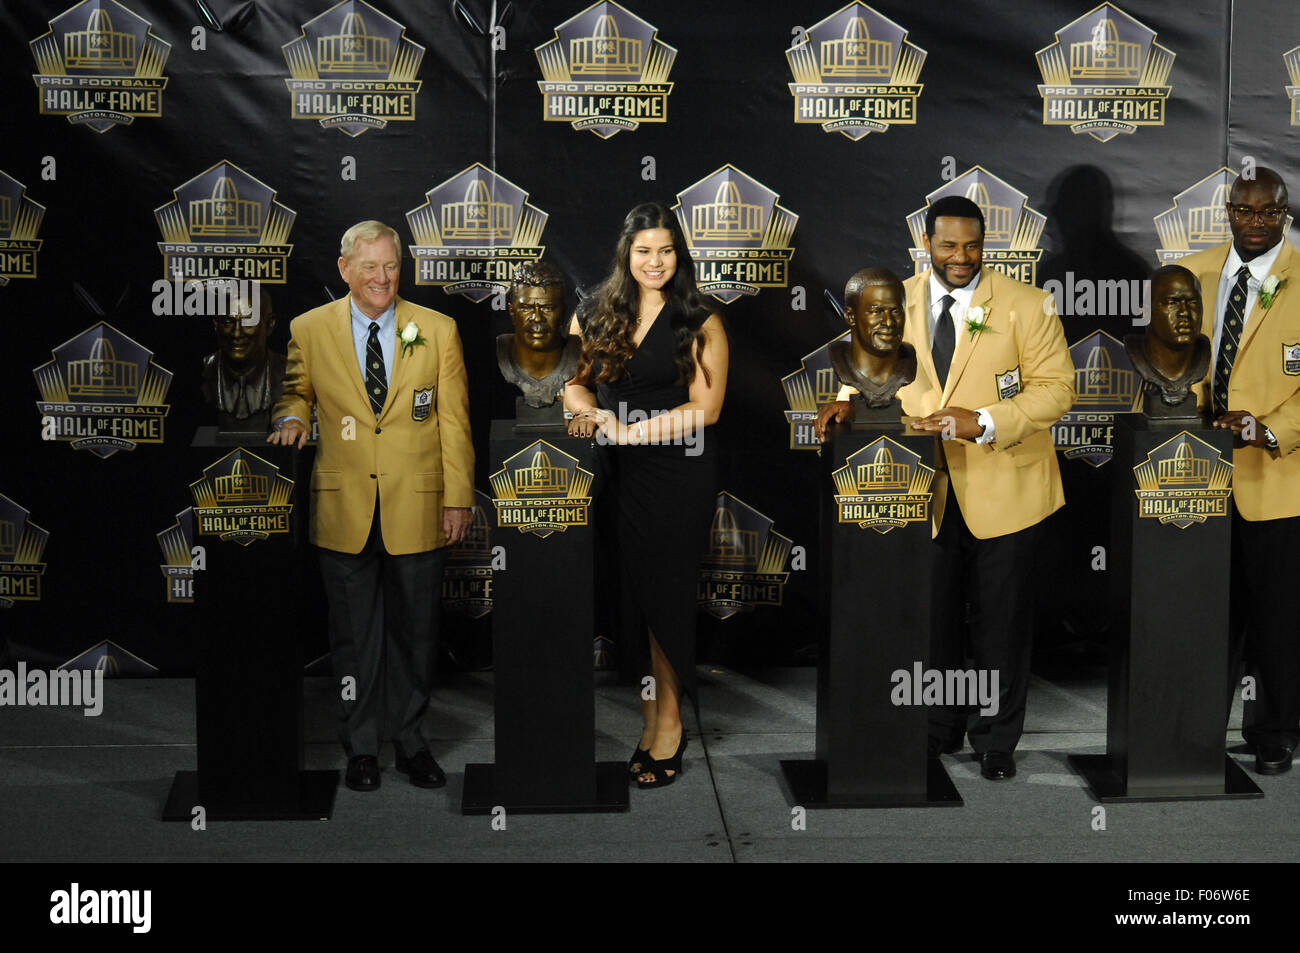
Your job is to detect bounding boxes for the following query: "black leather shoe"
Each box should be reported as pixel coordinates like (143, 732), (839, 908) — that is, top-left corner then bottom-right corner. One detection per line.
(396, 749), (447, 789)
(1255, 743), (1294, 775)
(345, 755), (381, 792)
(977, 751), (1016, 780)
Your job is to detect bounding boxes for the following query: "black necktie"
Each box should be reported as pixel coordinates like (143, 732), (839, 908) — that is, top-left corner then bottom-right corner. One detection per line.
(932, 294), (955, 389)
(1212, 266), (1250, 416)
(365, 322), (387, 417)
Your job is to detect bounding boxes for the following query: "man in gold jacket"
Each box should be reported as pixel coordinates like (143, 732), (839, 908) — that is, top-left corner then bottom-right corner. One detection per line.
(820, 195), (1074, 779)
(269, 220), (474, 791)
(1181, 167), (1300, 775)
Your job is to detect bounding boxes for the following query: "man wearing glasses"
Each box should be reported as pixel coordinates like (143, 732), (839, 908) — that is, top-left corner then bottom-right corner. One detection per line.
(1181, 168), (1300, 775)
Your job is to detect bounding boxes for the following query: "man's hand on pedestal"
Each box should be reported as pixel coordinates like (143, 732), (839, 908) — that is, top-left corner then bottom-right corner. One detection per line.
(267, 419), (309, 449)
(815, 400), (854, 443)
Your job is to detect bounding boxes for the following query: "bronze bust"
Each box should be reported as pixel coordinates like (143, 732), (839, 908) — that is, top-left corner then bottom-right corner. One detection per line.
(200, 284), (285, 433)
(497, 260), (578, 427)
(829, 267), (916, 423)
(1124, 265), (1210, 419)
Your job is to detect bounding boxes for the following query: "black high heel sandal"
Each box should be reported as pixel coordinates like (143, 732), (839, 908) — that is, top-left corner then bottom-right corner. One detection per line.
(627, 746), (651, 777)
(636, 734), (687, 789)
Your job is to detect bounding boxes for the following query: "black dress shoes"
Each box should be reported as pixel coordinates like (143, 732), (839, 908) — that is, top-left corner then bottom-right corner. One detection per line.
(395, 749), (447, 788)
(345, 755), (381, 792)
(977, 751), (1016, 780)
(1255, 743), (1294, 775)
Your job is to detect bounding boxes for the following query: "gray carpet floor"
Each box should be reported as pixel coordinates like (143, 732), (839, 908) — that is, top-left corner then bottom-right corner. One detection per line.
(1, 667), (1294, 863)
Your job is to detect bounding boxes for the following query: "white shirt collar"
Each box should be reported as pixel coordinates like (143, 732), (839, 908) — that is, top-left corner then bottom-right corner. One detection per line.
(928, 268), (981, 313)
(1223, 239), (1283, 286)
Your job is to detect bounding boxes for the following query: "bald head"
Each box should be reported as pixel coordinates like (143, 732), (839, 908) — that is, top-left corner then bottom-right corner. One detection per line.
(1229, 167), (1288, 207)
(1150, 264), (1200, 296)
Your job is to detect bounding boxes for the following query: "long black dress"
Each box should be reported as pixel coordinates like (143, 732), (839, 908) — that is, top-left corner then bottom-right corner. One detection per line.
(590, 304), (717, 698)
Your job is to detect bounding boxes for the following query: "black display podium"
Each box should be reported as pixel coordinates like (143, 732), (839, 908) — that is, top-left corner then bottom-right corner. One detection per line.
(781, 421), (961, 808)
(461, 420), (628, 814)
(163, 428), (338, 821)
(1069, 414), (1262, 802)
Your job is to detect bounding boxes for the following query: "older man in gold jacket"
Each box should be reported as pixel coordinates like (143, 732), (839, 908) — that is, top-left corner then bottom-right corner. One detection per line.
(270, 220), (474, 791)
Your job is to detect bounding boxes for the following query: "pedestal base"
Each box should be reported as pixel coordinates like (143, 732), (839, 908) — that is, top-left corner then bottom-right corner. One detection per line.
(1107, 416), (1238, 795)
(779, 758), (962, 809)
(460, 761), (630, 814)
(485, 421), (612, 812)
(1068, 754), (1263, 803)
(162, 769), (338, 821)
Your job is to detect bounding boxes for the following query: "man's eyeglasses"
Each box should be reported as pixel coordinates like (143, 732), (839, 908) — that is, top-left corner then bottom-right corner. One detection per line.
(1226, 205), (1288, 223)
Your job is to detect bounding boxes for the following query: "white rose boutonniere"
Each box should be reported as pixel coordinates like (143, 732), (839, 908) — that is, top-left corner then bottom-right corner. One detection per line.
(400, 321), (426, 357)
(964, 305), (995, 340)
(1259, 275), (1286, 309)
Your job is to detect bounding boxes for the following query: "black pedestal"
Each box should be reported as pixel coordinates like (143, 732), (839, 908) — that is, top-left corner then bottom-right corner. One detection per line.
(461, 420), (627, 814)
(1069, 414), (1261, 802)
(163, 429), (337, 821)
(781, 422), (960, 808)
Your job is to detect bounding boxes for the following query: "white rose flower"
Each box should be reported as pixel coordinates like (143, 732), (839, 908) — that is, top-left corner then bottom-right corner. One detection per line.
(966, 306), (984, 323)
(401, 321), (419, 343)
(1262, 275), (1279, 295)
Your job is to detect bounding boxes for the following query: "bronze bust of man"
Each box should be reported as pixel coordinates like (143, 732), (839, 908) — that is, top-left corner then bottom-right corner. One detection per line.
(497, 260), (578, 426)
(1124, 264), (1210, 418)
(828, 267), (916, 422)
(200, 284), (285, 433)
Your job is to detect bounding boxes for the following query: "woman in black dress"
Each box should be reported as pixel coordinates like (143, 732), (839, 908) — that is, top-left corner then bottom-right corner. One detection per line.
(564, 202), (728, 788)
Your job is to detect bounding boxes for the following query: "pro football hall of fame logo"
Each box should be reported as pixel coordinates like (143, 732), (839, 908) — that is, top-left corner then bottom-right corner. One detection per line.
(0, 495), (49, 609)
(536, 1), (676, 138)
(0, 170), (46, 285)
(698, 493), (792, 621)
(490, 442), (593, 538)
(282, 0), (424, 137)
(34, 322), (172, 459)
(831, 437), (935, 534)
(443, 490), (494, 619)
(1284, 44), (1300, 125)
(1053, 331), (1138, 467)
(782, 332), (850, 451)
(785, 2), (926, 140)
(156, 507), (196, 604)
(189, 450), (294, 546)
(907, 166), (1046, 286)
(1132, 433), (1232, 530)
(30, 0), (171, 133)
(1036, 2), (1174, 142)
(154, 161), (297, 283)
(673, 165), (798, 304)
(406, 164), (548, 302)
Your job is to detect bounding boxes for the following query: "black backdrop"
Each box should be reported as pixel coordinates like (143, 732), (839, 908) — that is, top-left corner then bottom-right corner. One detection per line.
(1, 0), (1295, 676)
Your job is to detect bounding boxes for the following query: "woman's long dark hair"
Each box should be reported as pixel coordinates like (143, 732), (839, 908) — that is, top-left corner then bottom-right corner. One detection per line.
(576, 202), (713, 387)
